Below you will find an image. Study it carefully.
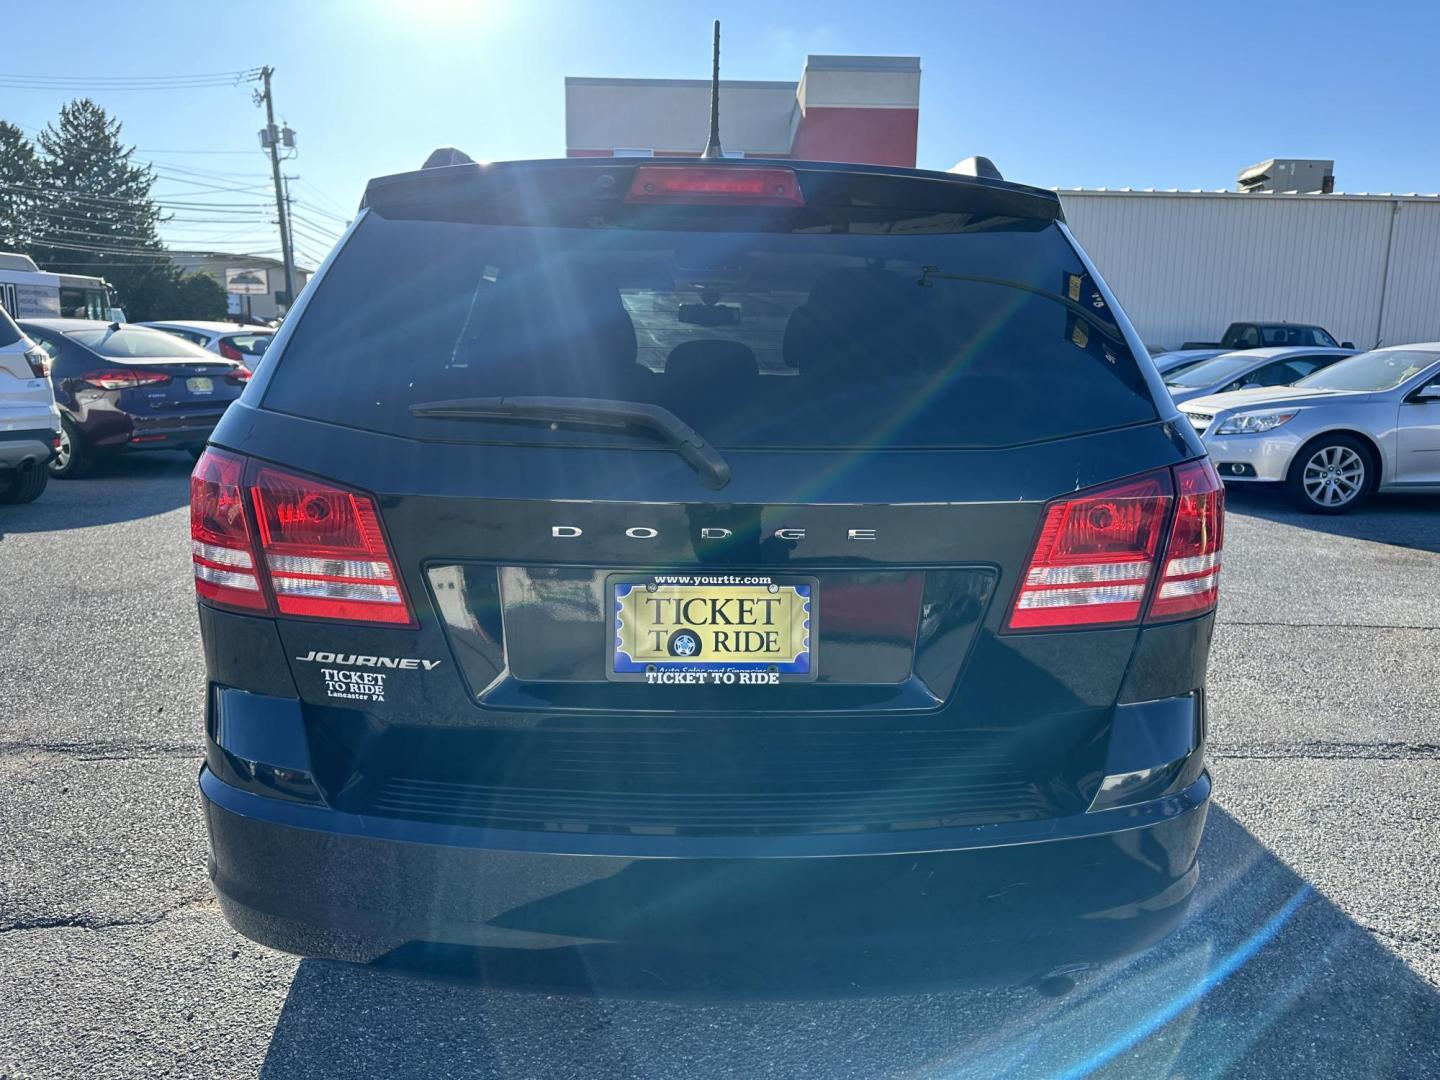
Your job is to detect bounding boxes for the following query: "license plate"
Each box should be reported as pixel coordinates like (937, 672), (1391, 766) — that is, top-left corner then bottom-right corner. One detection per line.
(610, 575), (815, 683)
(186, 376), (213, 395)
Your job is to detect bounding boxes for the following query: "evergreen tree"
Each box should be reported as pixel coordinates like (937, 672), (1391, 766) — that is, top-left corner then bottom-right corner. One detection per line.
(0, 121), (40, 251)
(173, 271), (228, 320)
(31, 98), (173, 318)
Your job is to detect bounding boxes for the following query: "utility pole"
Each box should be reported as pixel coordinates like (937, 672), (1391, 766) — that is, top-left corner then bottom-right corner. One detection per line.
(257, 67), (296, 311)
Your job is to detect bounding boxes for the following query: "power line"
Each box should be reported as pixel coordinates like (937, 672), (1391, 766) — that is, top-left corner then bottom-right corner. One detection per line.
(0, 70), (263, 91)
(138, 148), (262, 156)
(290, 199), (352, 227)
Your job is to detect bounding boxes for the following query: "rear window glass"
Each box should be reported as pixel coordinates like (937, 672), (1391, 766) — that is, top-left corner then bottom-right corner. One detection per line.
(263, 214), (1158, 449)
(228, 333), (271, 355)
(0, 308), (20, 348)
(1262, 325), (1336, 347)
(67, 328), (211, 358)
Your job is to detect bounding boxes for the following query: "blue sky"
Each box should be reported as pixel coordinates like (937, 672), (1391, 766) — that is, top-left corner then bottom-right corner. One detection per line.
(4, 0), (1438, 266)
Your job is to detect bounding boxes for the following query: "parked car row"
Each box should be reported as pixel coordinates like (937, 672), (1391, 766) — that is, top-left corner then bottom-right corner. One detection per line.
(9, 318), (251, 483)
(1176, 345), (1440, 512)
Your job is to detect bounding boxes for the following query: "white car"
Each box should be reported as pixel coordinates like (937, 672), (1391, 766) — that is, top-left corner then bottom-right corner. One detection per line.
(138, 320), (273, 371)
(1178, 345), (1440, 512)
(1163, 346), (1356, 405)
(0, 306), (59, 503)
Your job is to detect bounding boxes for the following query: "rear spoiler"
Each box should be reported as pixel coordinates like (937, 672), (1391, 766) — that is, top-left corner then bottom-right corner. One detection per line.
(364, 157), (1064, 227)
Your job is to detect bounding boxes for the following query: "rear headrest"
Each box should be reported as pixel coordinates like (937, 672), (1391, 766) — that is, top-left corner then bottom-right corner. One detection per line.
(662, 339), (759, 382)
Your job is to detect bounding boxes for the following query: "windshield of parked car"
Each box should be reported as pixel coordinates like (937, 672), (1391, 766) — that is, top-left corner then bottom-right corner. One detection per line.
(1166, 353), (1253, 387)
(264, 214), (1159, 450)
(66, 327), (213, 358)
(1293, 349), (1440, 391)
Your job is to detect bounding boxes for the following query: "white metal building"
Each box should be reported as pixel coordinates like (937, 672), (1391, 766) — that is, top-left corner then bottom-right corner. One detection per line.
(1059, 189), (1440, 352)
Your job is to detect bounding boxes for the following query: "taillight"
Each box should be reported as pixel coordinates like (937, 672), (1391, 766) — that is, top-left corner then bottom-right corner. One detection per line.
(218, 339), (244, 362)
(190, 448), (267, 612)
(1006, 461), (1225, 632)
(626, 165), (804, 206)
(83, 368), (171, 390)
(226, 365), (252, 383)
(189, 451), (415, 626)
(249, 464), (414, 626)
(1147, 459), (1224, 621)
(1007, 472), (1173, 631)
(25, 347), (49, 378)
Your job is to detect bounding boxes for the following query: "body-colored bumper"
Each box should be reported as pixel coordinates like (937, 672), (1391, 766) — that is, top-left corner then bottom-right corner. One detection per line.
(1201, 429), (1302, 482)
(201, 764), (1209, 984)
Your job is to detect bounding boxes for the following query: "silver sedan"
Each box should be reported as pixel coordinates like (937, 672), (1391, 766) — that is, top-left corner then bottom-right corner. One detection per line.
(1163, 346), (1356, 405)
(1178, 345), (1440, 513)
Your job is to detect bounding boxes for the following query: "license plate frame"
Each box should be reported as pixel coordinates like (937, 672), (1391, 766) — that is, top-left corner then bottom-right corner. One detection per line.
(186, 376), (214, 395)
(607, 573), (817, 683)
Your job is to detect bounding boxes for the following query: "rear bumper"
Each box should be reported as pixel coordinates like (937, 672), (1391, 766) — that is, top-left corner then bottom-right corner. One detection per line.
(0, 427), (57, 470)
(201, 764), (1209, 983)
(75, 408), (227, 452)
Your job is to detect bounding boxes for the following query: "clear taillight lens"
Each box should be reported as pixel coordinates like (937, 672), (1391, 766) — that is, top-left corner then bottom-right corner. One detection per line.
(1007, 471), (1173, 631)
(1147, 459), (1224, 621)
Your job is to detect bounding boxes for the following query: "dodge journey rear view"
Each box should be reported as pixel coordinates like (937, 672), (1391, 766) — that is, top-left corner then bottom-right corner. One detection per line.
(192, 155), (1222, 983)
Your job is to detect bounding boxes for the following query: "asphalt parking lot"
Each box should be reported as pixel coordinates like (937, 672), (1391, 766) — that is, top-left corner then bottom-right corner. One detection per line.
(1, 453), (1438, 1080)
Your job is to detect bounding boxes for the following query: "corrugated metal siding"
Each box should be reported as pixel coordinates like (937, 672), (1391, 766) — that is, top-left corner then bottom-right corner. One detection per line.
(1060, 192), (1440, 351)
(1376, 201), (1440, 347)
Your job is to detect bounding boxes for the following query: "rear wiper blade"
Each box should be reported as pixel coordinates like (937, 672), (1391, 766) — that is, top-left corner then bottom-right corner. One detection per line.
(409, 395), (731, 490)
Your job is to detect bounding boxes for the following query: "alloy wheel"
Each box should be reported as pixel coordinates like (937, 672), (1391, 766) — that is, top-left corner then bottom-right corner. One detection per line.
(1301, 445), (1365, 508)
(54, 425), (71, 470)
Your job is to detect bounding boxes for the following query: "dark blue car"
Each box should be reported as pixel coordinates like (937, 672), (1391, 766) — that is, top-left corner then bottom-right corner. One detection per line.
(19, 319), (250, 477)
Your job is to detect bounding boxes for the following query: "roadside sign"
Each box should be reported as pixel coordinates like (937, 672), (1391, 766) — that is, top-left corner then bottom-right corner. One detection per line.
(226, 293), (243, 315)
(225, 268), (269, 295)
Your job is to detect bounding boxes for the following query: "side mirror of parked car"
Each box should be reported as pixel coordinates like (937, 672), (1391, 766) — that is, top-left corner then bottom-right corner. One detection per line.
(1413, 381), (1440, 402)
(1341, 341), (1355, 349)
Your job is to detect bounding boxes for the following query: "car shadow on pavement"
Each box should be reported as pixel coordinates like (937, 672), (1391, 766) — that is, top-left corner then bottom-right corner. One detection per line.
(0, 452), (192, 536)
(1225, 485), (1440, 554)
(256, 808), (1440, 1079)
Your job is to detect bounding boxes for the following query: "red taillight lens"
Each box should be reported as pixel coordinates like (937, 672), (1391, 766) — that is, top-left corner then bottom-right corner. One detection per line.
(190, 452), (414, 625)
(249, 465), (414, 626)
(190, 448), (268, 612)
(226, 365), (252, 383)
(1006, 461), (1226, 632)
(25, 348), (50, 378)
(626, 165), (804, 206)
(1147, 459), (1224, 621)
(218, 339), (244, 362)
(83, 368), (170, 390)
(1007, 472), (1174, 631)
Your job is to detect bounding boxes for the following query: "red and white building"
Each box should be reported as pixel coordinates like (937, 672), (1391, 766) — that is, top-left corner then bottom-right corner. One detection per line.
(565, 55), (920, 167)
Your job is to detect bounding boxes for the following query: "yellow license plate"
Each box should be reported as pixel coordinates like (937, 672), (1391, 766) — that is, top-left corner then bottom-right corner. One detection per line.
(187, 376), (213, 394)
(611, 576), (814, 682)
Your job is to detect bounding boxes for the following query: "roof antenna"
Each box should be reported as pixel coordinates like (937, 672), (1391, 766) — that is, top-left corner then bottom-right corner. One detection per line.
(700, 20), (723, 159)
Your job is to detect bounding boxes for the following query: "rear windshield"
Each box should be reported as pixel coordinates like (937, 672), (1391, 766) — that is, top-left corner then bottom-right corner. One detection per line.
(67, 327), (211, 359)
(0, 308), (20, 348)
(263, 213), (1158, 449)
